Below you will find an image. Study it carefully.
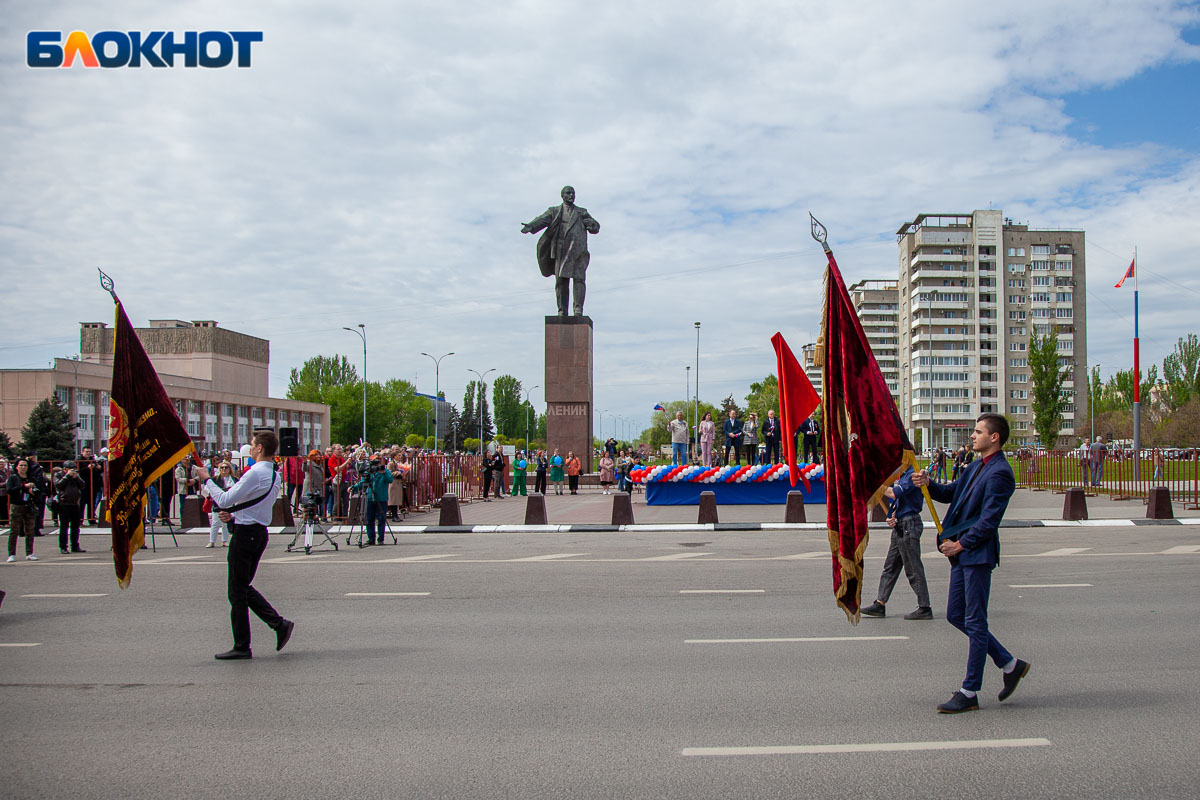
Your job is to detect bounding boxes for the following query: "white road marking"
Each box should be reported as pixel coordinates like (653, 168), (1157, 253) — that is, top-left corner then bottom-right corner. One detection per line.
(20, 593), (108, 598)
(263, 554), (335, 563)
(1161, 545), (1200, 554)
(680, 589), (766, 594)
(1009, 583), (1092, 588)
(377, 554), (460, 563)
(681, 737), (1053, 757)
(641, 552), (715, 561)
(1035, 547), (1092, 557)
(136, 555), (214, 563)
(0, 643), (42, 647)
(686, 636), (908, 644)
(507, 552), (591, 561)
(344, 592), (431, 597)
(772, 552), (828, 560)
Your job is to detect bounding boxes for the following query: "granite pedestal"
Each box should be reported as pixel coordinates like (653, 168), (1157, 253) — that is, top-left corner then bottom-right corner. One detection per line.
(545, 316), (594, 474)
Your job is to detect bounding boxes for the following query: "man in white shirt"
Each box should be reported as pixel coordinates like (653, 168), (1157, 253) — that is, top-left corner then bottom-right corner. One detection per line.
(667, 412), (689, 466)
(197, 430), (294, 660)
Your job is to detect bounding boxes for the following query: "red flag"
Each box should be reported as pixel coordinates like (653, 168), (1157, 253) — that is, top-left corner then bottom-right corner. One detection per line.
(107, 299), (195, 588)
(771, 332), (820, 487)
(1114, 258), (1135, 288)
(820, 247), (911, 622)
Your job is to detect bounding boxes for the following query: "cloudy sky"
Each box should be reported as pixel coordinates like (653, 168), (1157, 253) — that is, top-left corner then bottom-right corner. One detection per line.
(3, 1), (1199, 440)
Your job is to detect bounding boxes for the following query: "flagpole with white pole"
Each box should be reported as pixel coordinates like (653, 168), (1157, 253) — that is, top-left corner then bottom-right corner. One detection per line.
(1132, 246), (1140, 479)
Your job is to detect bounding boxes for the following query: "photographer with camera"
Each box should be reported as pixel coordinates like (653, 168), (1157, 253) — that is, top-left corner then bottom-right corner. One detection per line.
(350, 455), (393, 545)
(301, 450), (325, 520)
(202, 461), (238, 547)
(54, 461), (87, 554)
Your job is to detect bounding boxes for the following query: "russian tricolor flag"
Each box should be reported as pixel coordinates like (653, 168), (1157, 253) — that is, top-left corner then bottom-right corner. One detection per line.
(653, 403), (666, 411)
(1115, 258), (1135, 288)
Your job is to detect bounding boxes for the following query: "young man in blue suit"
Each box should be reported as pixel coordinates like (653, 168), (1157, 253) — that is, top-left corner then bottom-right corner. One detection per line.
(913, 413), (1031, 713)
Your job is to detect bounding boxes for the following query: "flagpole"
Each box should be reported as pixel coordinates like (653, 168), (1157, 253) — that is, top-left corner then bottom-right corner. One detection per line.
(1132, 246), (1140, 479)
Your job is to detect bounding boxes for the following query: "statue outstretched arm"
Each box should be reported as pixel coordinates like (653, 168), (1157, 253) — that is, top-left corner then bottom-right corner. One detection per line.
(521, 207), (555, 234)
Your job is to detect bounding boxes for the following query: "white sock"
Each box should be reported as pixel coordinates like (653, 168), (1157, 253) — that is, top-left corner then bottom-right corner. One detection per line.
(959, 688), (977, 698)
(1002, 658), (1017, 674)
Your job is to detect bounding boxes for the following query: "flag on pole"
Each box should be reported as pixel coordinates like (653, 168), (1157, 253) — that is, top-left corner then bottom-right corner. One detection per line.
(770, 332), (820, 488)
(106, 298), (195, 588)
(814, 221), (913, 622)
(1114, 258), (1135, 288)
(653, 403), (666, 411)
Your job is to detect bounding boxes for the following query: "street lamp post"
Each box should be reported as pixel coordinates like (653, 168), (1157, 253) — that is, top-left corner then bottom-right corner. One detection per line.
(686, 365), (691, 459)
(694, 321), (700, 459)
(421, 351), (454, 451)
(468, 368), (495, 453)
(523, 384), (540, 452)
(342, 324), (366, 444)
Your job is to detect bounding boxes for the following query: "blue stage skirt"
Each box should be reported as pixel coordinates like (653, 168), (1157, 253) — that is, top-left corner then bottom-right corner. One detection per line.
(645, 480), (826, 506)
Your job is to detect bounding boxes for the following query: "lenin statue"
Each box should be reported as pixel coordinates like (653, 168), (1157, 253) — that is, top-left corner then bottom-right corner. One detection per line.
(521, 186), (600, 317)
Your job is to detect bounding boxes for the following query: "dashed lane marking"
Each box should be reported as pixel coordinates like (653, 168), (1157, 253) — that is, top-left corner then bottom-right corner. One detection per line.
(1009, 583), (1092, 588)
(376, 554), (460, 563)
(1035, 547), (1092, 557)
(1161, 545), (1200, 554)
(685, 635), (908, 644)
(772, 552), (828, 560)
(681, 737), (1053, 757)
(20, 593), (108, 598)
(506, 553), (591, 561)
(0, 643), (42, 647)
(681, 587), (763, 594)
(641, 552), (715, 561)
(344, 592), (431, 597)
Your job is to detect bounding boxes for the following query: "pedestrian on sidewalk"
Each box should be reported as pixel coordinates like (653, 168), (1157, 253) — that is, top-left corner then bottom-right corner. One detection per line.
(6, 459), (42, 562)
(599, 453), (615, 494)
(54, 460), (87, 554)
(534, 450), (549, 495)
(511, 451), (528, 496)
(566, 452), (582, 495)
(549, 449), (565, 495)
(913, 413), (1030, 714)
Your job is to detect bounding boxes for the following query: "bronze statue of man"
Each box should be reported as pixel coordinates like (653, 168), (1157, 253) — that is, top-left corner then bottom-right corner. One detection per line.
(521, 186), (600, 316)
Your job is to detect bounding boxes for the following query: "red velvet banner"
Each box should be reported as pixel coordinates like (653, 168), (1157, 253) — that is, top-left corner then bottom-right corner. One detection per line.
(821, 249), (911, 621)
(771, 332), (820, 488)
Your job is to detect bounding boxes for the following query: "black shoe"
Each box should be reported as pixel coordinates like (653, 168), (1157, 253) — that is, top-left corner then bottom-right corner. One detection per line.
(861, 601), (886, 618)
(904, 606), (933, 620)
(60, 548), (69, 554)
(214, 648), (252, 660)
(936, 691), (979, 714)
(71, 548), (87, 554)
(998, 659), (1030, 701)
(276, 619), (295, 652)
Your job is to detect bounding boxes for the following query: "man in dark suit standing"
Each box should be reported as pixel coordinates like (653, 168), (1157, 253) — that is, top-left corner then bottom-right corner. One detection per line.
(760, 409), (782, 465)
(914, 412), (1030, 714)
(800, 415), (821, 464)
(722, 409), (744, 466)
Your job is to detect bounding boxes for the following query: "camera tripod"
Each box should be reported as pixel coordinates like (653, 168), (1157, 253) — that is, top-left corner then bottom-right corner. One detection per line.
(345, 492), (397, 549)
(287, 507), (339, 555)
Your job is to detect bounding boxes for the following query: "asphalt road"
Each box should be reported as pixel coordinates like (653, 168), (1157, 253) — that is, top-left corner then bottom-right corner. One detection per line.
(2, 524), (1198, 800)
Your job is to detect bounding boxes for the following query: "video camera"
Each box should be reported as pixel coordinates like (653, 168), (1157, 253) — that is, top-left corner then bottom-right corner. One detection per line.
(298, 491), (322, 520)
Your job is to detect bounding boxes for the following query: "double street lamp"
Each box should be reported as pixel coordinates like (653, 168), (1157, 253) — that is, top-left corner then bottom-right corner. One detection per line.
(523, 384), (540, 452)
(421, 351), (454, 450)
(342, 324), (366, 444)
(468, 368), (496, 453)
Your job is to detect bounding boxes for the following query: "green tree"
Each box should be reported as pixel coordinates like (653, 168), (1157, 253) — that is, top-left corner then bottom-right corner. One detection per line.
(640, 399), (722, 451)
(20, 398), (75, 459)
(1029, 329), (1070, 448)
(286, 354), (358, 403)
(460, 381), (494, 444)
(405, 434), (425, 448)
(744, 374), (779, 420)
(491, 375), (524, 438)
(0, 429), (15, 460)
(1161, 333), (1200, 411)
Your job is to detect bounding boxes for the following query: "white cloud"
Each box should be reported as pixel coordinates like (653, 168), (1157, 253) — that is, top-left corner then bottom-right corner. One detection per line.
(2, 0), (1198, 437)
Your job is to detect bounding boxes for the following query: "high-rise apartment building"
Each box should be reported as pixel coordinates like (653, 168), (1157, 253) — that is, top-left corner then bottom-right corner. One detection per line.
(896, 211), (1086, 450)
(849, 279), (900, 408)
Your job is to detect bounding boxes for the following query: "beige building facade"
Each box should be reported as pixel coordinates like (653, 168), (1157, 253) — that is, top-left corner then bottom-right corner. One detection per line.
(849, 279), (901, 408)
(0, 320), (329, 456)
(896, 211), (1087, 450)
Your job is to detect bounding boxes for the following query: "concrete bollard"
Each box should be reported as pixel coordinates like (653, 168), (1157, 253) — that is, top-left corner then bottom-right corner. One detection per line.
(870, 502), (888, 523)
(698, 491), (719, 524)
(438, 494), (462, 526)
(1147, 486), (1174, 520)
(525, 494), (548, 525)
(1062, 487), (1088, 521)
(181, 496), (208, 528)
(611, 493), (635, 525)
(271, 497), (295, 528)
(785, 491), (807, 523)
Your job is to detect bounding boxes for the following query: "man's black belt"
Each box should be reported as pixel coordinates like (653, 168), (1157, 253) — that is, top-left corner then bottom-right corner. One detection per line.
(231, 522), (268, 534)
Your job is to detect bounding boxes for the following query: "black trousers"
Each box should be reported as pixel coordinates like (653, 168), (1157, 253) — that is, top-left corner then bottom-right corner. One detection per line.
(724, 444), (740, 466)
(763, 439), (780, 464)
(803, 435), (820, 464)
(568, 475), (579, 494)
(58, 504), (82, 550)
(227, 523), (283, 651)
(534, 471), (547, 494)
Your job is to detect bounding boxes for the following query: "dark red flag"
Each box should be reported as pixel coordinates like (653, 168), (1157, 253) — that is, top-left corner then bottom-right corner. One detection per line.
(106, 299), (194, 588)
(770, 332), (821, 487)
(820, 246), (911, 621)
